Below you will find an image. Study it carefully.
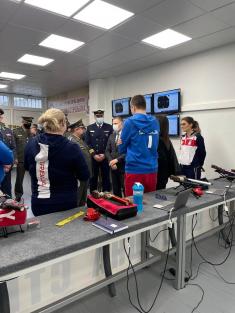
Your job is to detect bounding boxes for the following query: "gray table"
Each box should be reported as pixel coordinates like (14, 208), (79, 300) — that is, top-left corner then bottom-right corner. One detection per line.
(0, 178), (234, 313)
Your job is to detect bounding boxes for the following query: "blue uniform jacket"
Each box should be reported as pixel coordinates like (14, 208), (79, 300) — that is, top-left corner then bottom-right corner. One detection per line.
(85, 123), (113, 154)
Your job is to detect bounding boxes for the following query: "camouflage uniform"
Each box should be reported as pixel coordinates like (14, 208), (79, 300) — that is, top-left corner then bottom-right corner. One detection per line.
(68, 119), (92, 206)
(13, 117), (33, 201)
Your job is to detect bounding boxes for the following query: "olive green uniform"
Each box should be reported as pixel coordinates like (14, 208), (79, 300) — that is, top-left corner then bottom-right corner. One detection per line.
(13, 127), (32, 200)
(68, 134), (92, 206)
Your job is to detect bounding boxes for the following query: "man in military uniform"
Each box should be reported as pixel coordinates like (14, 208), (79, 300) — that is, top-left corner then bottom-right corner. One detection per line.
(85, 110), (113, 192)
(13, 116), (33, 202)
(68, 119), (92, 206)
(0, 108), (16, 197)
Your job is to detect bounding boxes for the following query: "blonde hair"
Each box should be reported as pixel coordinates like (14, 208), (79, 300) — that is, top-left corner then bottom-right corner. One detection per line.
(38, 108), (65, 133)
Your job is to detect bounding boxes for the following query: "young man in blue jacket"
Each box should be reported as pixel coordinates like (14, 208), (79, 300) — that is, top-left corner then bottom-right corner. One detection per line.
(118, 95), (159, 196)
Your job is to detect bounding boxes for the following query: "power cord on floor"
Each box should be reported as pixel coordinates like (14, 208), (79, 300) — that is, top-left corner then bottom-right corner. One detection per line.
(123, 229), (170, 313)
(187, 283), (205, 313)
(192, 215), (234, 266)
(186, 211), (235, 312)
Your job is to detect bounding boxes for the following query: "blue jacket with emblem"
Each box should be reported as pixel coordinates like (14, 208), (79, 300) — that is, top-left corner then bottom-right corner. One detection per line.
(119, 114), (159, 174)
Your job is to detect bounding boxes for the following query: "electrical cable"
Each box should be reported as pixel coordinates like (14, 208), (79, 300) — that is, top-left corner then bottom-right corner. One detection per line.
(123, 229), (170, 313)
(192, 216), (234, 266)
(149, 228), (168, 243)
(211, 265), (235, 285)
(209, 209), (218, 222)
(187, 207), (235, 312)
(187, 283), (205, 313)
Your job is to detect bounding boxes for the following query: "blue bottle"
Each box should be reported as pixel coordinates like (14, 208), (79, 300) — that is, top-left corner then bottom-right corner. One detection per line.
(132, 183), (144, 213)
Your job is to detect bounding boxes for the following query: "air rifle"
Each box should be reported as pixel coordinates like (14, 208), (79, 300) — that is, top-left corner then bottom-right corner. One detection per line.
(211, 164), (235, 181)
(170, 175), (212, 197)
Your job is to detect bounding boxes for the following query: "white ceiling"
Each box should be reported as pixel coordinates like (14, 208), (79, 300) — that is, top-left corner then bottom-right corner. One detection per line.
(0, 0), (235, 97)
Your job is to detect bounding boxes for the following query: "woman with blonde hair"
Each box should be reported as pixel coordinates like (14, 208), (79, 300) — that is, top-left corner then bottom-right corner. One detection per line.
(24, 108), (90, 216)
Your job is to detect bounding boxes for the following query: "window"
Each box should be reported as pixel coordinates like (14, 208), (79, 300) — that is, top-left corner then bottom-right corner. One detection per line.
(14, 96), (42, 109)
(0, 95), (9, 106)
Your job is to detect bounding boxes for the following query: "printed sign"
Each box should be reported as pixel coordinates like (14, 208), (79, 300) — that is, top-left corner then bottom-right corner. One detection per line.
(48, 96), (89, 114)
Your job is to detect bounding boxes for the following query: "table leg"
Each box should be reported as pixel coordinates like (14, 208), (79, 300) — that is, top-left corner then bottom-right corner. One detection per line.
(102, 245), (116, 297)
(175, 213), (186, 290)
(0, 282), (10, 313)
(168, 223), (177, 248)
(218, 204), (230, 245)
(141, 230), (150, 262)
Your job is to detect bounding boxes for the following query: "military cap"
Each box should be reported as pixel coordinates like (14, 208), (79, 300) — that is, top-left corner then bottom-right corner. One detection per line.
(70, 119), (86, 129)
(22, 116), (34, 124)
(93, 109), (104, 115)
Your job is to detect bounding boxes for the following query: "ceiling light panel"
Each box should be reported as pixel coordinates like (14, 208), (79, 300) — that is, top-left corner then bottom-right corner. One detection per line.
(39, 34), (85, 52)
(0, 72), (25, 80)
(24, 0), (91, 17)
(18, 54), (54, 66)
(73, 0), (134, 30)
(0, 84), (8, 89)
(142, 29), (192, 49)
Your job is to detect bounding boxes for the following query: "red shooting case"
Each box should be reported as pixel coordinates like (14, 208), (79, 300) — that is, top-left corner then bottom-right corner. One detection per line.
(0, 208), (27, 227)
(87, 195), (137, 220)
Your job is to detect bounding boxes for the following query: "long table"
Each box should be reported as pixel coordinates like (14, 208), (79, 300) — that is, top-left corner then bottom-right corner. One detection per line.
(0, 178), (234, 313)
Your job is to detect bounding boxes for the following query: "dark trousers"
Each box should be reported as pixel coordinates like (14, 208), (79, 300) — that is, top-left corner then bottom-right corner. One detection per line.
(90, 159), (111, 192)
(181, 165), (201, 180)
(111, 168), (124, 197)
(15, 163), (25, 200)
(1, 170), (12, 197)
(78, 180), (89, 207)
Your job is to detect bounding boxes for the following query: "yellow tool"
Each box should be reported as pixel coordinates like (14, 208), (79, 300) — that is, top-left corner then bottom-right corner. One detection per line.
(56, 211), (84, 227)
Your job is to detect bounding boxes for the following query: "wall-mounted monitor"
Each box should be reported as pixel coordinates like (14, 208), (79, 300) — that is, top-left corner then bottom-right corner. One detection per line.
(154, 89), (181, 114)
(167, 115), (179, 137)
(112, 97), (130, 117)
(144, 94), (153, 114)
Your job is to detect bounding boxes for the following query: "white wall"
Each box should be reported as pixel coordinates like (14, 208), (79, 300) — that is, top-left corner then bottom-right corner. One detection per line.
(89, 42), (235, 178)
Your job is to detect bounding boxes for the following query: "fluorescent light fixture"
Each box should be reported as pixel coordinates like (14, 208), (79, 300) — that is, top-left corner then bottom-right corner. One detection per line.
(0, 72), (25, 80)
(73, 0), (134, 30)
(0, 84), (8, 89)
(24, 0), (90, 17)
(39, 34), (84, 52)
(142, 29), (192, 49)
(18, 54), (54, 66)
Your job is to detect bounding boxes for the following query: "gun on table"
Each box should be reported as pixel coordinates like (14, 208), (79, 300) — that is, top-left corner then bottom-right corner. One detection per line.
(211, 164), (235, 181)
(170, 175), (212, 197)
(92, 190), (133, 206)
